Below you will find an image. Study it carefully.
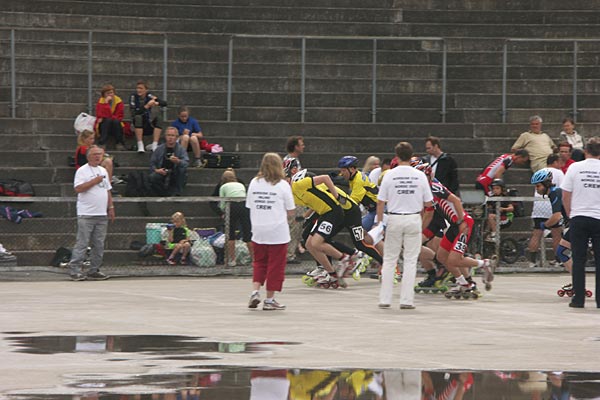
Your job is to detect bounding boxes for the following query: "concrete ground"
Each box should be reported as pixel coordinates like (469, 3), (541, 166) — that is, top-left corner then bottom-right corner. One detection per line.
(1, 273), (600, 395)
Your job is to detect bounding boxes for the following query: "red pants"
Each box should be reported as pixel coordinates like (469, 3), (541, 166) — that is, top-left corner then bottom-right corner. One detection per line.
(252, 242), (287, 292)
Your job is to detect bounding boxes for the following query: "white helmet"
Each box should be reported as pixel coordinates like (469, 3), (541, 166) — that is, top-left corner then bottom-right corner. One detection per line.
(291, 168), (308, 182)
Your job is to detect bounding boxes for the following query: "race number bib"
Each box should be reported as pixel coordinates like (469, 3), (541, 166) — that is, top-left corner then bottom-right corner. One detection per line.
(453, 233), (468, 254)
(317, 221), (333, 235)
(351, 226), (365, 242)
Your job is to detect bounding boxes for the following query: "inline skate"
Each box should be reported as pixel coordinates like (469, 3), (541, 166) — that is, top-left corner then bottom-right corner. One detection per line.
(351, 252), (372, 280)
(444, 282), (480, 300)
(557, 283), (593, 298)
(315, 270), (343, 289)
(301, 266), (324, 287)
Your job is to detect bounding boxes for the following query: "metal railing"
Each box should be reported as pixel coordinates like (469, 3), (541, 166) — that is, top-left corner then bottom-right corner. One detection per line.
(4, 28), (447, 123)
(501, 38), (600, 123)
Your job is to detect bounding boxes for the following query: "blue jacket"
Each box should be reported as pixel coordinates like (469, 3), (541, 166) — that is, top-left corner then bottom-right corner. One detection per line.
(149, 142), (189, 173)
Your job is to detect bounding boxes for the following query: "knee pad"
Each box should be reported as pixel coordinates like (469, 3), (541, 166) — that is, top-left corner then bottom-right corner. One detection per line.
(556, 245), (572, 264)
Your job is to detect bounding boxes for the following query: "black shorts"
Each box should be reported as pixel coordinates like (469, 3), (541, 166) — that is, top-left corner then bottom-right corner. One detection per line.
(532, 217), (562, 230)
(310, 208), (344, 241)
(133, 113), (163, 135)
(342, 203), (366, 243)
(424, 212), (446, 239)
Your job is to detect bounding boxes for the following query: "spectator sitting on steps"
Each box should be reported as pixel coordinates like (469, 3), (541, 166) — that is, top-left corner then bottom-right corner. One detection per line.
(165, 212), (192, 265)
(511, 115), (557, 172)
(129, 80), (167, 153)
(95, 84), (126, 151)
(75, 130), (120, 185)
(559, 117), (585, 162)
(171, 106), (221, 168)
(149, 127), (189, 196)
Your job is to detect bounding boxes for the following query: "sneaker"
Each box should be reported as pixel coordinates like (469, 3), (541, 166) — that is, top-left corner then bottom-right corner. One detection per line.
(111, 176), (124, 185)
(115, 143), (126, 151)
(192, 158), (205, 168)
(137, 143), (146, 153)
(400, 304), (416, 310)
(248, 292), (261, 309)
(227, 261), (237, 267)
(151, 142), (158, 152)
(86, 271), (109, 280)
(166, 258), (176, 265)
(263, 299), (286, 310)
(528, 262), (538, 268)
(70, 273), (87, 281)
(378, 303), (391, 309)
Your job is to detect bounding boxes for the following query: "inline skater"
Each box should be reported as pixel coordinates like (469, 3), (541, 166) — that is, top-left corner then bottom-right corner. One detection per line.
(416, 162), (495, 297)
(338, 156), (379, 230)
(476, 150), (529, 196)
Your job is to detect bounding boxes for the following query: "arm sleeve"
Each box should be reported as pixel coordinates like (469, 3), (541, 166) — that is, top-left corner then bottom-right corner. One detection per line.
(561, 169), (574, 192)
(283, 183), (296, 210)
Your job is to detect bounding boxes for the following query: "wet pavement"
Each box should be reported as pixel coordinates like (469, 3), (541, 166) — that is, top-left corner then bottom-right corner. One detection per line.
(1, 274), (600, 397)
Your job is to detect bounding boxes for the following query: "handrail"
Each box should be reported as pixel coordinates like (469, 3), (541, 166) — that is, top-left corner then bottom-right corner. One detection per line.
(5, 27), (447, 124)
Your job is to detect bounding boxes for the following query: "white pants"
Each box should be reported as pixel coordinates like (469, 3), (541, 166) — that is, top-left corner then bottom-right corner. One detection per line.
(379, 214), (422, 306)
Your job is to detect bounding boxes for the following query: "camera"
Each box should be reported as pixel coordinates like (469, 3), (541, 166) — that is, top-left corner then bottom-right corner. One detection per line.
(166, 224), (175, 230)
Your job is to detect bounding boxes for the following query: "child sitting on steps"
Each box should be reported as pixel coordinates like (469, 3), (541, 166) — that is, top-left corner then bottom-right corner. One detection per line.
(166, 212), (192, 265)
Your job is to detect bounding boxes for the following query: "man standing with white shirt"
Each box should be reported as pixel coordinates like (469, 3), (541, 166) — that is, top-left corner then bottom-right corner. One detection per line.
(68, 145), (115, 281)
(561, 137), (600, 308)
(376, 142), (434, 310)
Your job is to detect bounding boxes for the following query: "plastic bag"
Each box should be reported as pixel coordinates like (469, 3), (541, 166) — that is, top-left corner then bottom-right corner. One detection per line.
(235, 240), (252, 265)
(190, 238), (216, 267)
(74, 112), (96, 135)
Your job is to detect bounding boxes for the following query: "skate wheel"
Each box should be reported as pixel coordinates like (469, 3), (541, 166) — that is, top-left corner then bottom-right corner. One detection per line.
(352, 270), (361, 281)
(557, 290), (565, 297)
(471, 292), (480, 299)
(444, 292), (452, 299)
(586, 290), (593, 298)
(301, 275), (311, 284)
(454, 294), (461, 299)
(331, 282), (339, 289)
(321, 283), (330, 289)
(566, 290), (574, 297)
(359, 265), (367, 273)
(485, 282), (492, 291)
(439, 286), (448, 293)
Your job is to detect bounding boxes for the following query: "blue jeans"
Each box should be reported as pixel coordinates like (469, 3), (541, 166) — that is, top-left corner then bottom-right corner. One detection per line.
(362, 210), (377, 231)
(69, 216), (108, 275)
(570, 216), (600, 306)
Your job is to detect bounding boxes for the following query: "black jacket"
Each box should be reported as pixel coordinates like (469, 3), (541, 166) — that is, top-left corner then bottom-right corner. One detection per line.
(424, 153), (460, 194)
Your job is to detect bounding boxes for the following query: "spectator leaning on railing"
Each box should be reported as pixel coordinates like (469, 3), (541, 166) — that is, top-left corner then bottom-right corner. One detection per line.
(561, 137), (600, 308)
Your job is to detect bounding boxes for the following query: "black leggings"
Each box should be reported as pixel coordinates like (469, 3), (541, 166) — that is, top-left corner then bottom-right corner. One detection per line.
(98, 118), (124, 145)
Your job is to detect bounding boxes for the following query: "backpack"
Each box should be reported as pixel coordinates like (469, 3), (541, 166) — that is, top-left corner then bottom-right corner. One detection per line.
(0, 179), (34, 197)
(507, 188), (524, 217)
(50, 247), (72, 267)
(125, 171), (154, 197)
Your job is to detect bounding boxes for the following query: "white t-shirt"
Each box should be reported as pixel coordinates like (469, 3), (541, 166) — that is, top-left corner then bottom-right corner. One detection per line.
(246, 178), (295, 244)
(74, 164), (112, 216)
(562, 158), (600, 219)
(378, 165), (433, 214)
(531, 167), (564, 219)
(369, 167), (382, 187)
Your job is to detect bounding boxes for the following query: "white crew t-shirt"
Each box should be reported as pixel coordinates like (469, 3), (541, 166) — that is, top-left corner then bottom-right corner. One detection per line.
(562, 158), (600, 220)
(378, 165), (433, 214)
(246, 178), (295, 244)
(74, 164), (112, 216)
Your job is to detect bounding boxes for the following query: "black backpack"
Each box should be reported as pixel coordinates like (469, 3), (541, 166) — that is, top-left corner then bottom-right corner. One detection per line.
(507, 188), (525, 217)
(125, 171), (154, 197)
(50, 247), (72, 267)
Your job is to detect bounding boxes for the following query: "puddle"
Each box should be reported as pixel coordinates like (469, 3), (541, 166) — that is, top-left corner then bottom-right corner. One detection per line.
(4, 335), (600, 398)
(6, 334), (296, 356)
(5, 368), (600, 399)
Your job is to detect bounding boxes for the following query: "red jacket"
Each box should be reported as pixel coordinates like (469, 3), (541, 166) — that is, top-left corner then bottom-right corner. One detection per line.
(95, 95), (124, 133)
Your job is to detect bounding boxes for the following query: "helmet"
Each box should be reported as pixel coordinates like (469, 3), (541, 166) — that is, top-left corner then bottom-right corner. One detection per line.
(337, 155), (358, 169)
(531, 168), (553, 185)
(414, 162), (432, 176)
(291, 168), (308, 183)
(491, 178), (505, 188)
(409, 156), (422, 167)
(283, 157), (299, 177)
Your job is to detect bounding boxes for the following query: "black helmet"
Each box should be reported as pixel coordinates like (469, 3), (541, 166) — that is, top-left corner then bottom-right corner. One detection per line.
(491, 178), (505, 188)
(283, 157), (299, 177)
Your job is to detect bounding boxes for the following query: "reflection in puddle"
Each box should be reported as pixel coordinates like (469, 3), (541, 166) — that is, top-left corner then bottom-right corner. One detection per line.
(6, 334), (296, 357)
(4, 335), (600, 398)
(6, 368), (600, 399)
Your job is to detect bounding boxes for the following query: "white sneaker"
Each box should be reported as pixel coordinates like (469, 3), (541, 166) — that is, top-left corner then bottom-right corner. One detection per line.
(151, 142), (158, 152)
(528, 262), (538, 268)
(137, 143), (145, 153)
